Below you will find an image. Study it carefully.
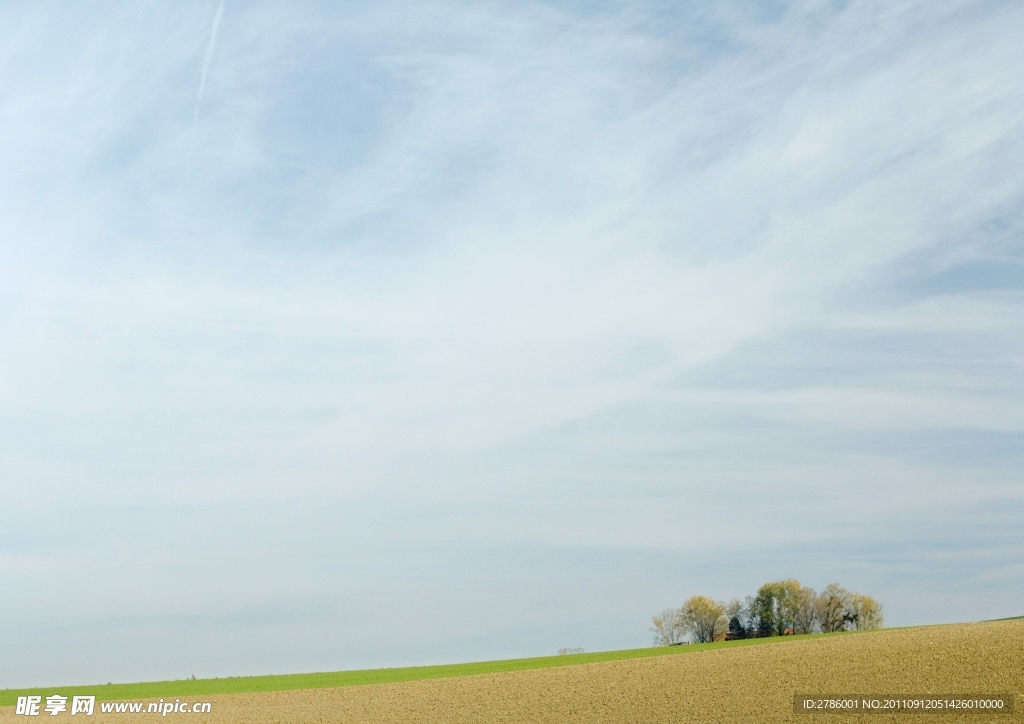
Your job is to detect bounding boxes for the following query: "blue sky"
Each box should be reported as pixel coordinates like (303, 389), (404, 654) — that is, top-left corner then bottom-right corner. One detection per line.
(1, 0), (1022, 687)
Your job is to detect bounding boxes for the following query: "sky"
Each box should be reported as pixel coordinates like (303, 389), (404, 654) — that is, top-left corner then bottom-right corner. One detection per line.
(1, 0), (1022, 688)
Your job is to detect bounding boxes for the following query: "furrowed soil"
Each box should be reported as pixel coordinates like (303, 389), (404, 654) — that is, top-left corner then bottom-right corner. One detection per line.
(3, 619), (1021, 723)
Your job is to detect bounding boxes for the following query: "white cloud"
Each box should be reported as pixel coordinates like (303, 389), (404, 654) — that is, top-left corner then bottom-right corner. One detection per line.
(0, 0), (1022, 686)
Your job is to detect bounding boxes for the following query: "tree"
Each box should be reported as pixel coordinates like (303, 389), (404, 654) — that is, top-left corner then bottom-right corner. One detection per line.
(725, 598), (753, 639)
(792, 585), (818, 634)
(848, 594), (883, 630)
(750, 579), (804, 636)
(651, 580), (882, 645)
(680, 596), (728, 643)
(650, 608), (686, 646)
(816, 583), (853, 633)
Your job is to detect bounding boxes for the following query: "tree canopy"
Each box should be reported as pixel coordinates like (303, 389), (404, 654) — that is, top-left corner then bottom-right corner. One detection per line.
(653, 579), (883, 645)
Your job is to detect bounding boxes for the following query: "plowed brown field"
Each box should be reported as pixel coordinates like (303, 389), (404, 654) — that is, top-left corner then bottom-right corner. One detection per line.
(3, 619), (1021, 723)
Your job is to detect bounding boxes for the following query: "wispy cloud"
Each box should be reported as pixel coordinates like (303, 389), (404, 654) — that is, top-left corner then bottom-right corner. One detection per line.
(0, 0), (1022, 687)
(193, 0), (224, 126)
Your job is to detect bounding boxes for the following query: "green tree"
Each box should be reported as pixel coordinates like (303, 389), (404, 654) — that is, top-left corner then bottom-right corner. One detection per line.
(725, 598), (752, 639)
(679, 595), (728, 643)
(750, 579), (803, 636)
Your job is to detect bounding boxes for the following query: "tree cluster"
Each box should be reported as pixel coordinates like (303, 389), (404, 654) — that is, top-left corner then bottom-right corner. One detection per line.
(651, 580), (883, 645)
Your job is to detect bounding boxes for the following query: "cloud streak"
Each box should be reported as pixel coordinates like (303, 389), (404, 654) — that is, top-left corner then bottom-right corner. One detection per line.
(193, 0), (224, 126)
(0, 0), (1022, 687)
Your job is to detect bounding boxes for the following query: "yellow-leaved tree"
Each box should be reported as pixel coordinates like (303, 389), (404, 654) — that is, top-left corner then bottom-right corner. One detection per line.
(679, 595), (728, 643)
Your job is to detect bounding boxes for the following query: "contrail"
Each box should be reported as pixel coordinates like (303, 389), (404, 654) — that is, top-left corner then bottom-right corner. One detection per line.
(193, 0), (225, 126)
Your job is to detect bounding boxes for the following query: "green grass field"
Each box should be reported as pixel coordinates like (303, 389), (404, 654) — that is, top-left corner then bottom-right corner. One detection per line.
(1, 631), (864, 707)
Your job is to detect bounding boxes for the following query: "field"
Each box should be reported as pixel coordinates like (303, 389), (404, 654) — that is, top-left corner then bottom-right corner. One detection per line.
(0, 631), (843, 706)
(2, 618), (1021, 722)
